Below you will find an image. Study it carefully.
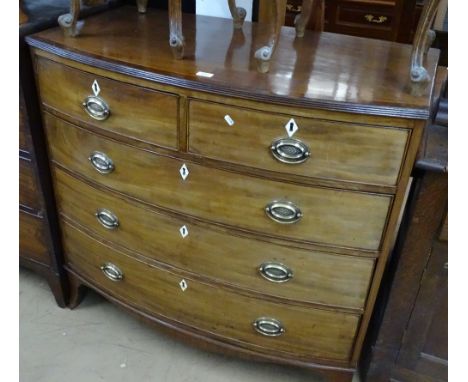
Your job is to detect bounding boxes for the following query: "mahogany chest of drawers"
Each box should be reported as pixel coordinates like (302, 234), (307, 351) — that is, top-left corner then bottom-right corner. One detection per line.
(26, 6), (439, 381)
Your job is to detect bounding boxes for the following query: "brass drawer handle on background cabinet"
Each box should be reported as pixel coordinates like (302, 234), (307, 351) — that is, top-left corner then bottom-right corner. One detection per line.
(270, 138), (310, 164)
(253, 317), (285, 337)
(265, 201), (302, 224)
(364, 14), (388, 24)
(88, 151), (114, 174)
(82, 95), (110, 121)
(258, 262), (293, 283)
(100, 262), (124, 281)
(95, 208), (119, 230)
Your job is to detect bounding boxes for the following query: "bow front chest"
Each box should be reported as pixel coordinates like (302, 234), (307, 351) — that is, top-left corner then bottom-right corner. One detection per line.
(26, 6), (439, 381)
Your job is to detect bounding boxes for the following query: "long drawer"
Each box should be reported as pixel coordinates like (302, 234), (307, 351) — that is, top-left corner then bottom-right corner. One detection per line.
(54, 167), (375, 309)
(35, 57), (179, 149)
(189, 99), (409, 186)
(62, 221), (360, 362)
(44, 113), (392, 251)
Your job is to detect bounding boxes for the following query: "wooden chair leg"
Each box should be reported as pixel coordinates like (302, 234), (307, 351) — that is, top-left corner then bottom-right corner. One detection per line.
(136, 0), (148, 14)
(410, 0), (440, 83)
(67, 272), (87, 309)
(58, 0), (84, 37)
(228, 0), (247, 29)
(295, 0), (316, 37)
(254, 0), (283, 73)
(169, 0), (185, 59)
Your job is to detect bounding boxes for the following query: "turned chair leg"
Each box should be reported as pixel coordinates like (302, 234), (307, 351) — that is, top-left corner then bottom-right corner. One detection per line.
(169, 0), (185, 59)
(136, 0), (148, 14)
(228, 0), (247, 29)
(295, 0), (316, 37)
(410, 0), (440, 83)
(254, 0), (283, 73)
(58, 0), (84, 37)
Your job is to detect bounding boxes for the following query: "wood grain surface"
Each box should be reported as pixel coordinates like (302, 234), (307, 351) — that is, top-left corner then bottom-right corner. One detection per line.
(44, 113), (392, 252)
(20, 157), (42, 212)
(54, 167), (375, 310)
(189, 99), (409, 186)
(20, 210), (49, 266)
(62, 220), (361, 362)
(26, 6), (439, 118)
(36, 57), (179, 149)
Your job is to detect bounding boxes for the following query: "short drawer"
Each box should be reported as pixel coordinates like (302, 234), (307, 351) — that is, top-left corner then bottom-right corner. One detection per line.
(55, 168), (375, 309)
(63, 221), (360, 362)
(20, 157), (41, 212)
(36, 57), (178, 149)
(45, 114), (392, 251)
(20, 210), (49, 266)
(188, 100), (408, 186)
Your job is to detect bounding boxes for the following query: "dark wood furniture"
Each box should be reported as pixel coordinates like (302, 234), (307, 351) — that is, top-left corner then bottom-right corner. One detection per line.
(26, 7), (439, 381)
(279, 0), (425, 43)
(19, 0), (121, 306)
(361, 71), (448, 382)
(20, 0), (74, 307)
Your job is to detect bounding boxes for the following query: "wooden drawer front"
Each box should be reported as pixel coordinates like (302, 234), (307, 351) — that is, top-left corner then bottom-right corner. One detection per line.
(45, 115), (391, 251)
(188, 100), (408, 186)
(36, 57), (179, 149)
(20, 157), (41, 212)
(335, 2), (394, 30)
(63, 222), (360, 361)
(55, 168), (375, 309)
(20, 210), (49, 265)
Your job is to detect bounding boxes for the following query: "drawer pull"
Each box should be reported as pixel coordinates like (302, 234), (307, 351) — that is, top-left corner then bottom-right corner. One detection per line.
(265, 201), (302, 224)
(100, 262), (123, 282)
(95, 208), (119, 230)
(82, 95), (110, 121)
(88, 151), (114, 174)
(259, 262), (293, 283)
(253, 317), (285, 337)
(271, 138), (310, 164)
(364, 14), (388, 24)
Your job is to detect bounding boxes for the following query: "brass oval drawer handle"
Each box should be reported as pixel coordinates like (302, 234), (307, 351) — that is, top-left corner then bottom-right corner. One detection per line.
(95, 208), (119, 230)
(88, 151), (115, 174)
(253, 317), (285, 337)
(82, 95), (110, 121)
(265, 201), (302, 224)
(100, 262), (123, 282)
(364, 14), (388, 24)
(271, 138), (310, 164)
(259, 262), (293, 283)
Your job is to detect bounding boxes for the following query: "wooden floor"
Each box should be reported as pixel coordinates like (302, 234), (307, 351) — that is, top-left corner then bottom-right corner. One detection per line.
(19, 268), (361, 382)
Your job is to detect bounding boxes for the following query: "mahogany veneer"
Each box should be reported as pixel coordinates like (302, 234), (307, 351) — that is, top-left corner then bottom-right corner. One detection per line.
(26, 6), (439, 381)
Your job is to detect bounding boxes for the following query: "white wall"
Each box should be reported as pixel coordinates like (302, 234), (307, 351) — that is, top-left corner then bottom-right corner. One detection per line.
(196, 0), (253, 22)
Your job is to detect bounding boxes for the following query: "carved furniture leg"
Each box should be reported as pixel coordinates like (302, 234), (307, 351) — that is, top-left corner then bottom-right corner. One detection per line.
(410, 0), (440, 83)
(136, 0), (148, 14)
(254, 0), (283, 73)
(67, 272), (87, 309)
(169, 0), (185, 59)
(228, 0), (247, 29)
(58, 0), (84, 37)
(295, 0), (316, 37)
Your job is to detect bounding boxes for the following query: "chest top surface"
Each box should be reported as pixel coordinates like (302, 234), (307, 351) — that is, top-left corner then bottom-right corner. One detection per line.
(26, 6), (439, 119)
